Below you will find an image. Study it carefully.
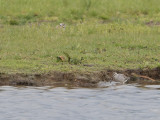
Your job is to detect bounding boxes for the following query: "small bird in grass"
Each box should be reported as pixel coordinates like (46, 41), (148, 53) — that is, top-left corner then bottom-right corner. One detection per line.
(56, 23), (66, 29)
(59, 23), (66, 28)
(112, 72), (130, 84)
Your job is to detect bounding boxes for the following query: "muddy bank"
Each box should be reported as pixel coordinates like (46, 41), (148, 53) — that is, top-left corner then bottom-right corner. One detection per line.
(0, 67), (160, 87)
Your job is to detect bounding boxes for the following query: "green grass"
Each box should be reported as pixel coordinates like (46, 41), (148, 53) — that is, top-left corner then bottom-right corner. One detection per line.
(0, 0), (160, 73)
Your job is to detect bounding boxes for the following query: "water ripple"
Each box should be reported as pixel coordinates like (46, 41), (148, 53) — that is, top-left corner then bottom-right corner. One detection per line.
(0, 84), (160, 120)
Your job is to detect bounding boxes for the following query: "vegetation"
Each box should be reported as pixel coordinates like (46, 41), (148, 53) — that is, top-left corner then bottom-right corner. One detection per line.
(0, 0), (160, 73)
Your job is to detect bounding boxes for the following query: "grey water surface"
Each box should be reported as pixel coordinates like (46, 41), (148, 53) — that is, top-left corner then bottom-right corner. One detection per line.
(0, 84), (160, 120)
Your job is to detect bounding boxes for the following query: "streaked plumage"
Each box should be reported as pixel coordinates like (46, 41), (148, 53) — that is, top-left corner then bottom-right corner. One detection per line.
(112, 72), (129, 84)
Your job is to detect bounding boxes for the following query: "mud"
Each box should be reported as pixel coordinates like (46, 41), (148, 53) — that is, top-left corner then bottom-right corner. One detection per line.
(145, 21), (160, 26)
(0, 67), (160, 87)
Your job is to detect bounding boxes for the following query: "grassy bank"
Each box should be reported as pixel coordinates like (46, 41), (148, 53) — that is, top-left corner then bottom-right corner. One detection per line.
(0, 0), (160, 74)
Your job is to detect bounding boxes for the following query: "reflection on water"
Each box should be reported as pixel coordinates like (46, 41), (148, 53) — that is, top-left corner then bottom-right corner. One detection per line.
(0, 84), (160, 120)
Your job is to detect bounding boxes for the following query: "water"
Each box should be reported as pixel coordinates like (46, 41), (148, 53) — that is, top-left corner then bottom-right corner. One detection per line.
(0, 84), (160, 120)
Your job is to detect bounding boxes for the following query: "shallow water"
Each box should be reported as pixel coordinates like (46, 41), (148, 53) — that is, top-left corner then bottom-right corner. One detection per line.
(0, 84), (160, 120)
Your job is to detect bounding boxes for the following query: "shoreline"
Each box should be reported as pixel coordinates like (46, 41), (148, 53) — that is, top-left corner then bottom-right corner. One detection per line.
(0, 67), (160, 87)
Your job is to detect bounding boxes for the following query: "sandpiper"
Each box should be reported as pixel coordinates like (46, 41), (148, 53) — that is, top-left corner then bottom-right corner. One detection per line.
(112, 72), (129, 84)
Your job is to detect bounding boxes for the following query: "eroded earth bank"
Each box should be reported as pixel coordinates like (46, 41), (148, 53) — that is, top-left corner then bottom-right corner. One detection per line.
(0, 67), (160, 87)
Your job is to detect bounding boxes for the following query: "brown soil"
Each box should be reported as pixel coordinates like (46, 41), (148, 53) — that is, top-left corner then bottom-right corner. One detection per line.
(145, 21), (160, 26)
(0, 67), (160, 87)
